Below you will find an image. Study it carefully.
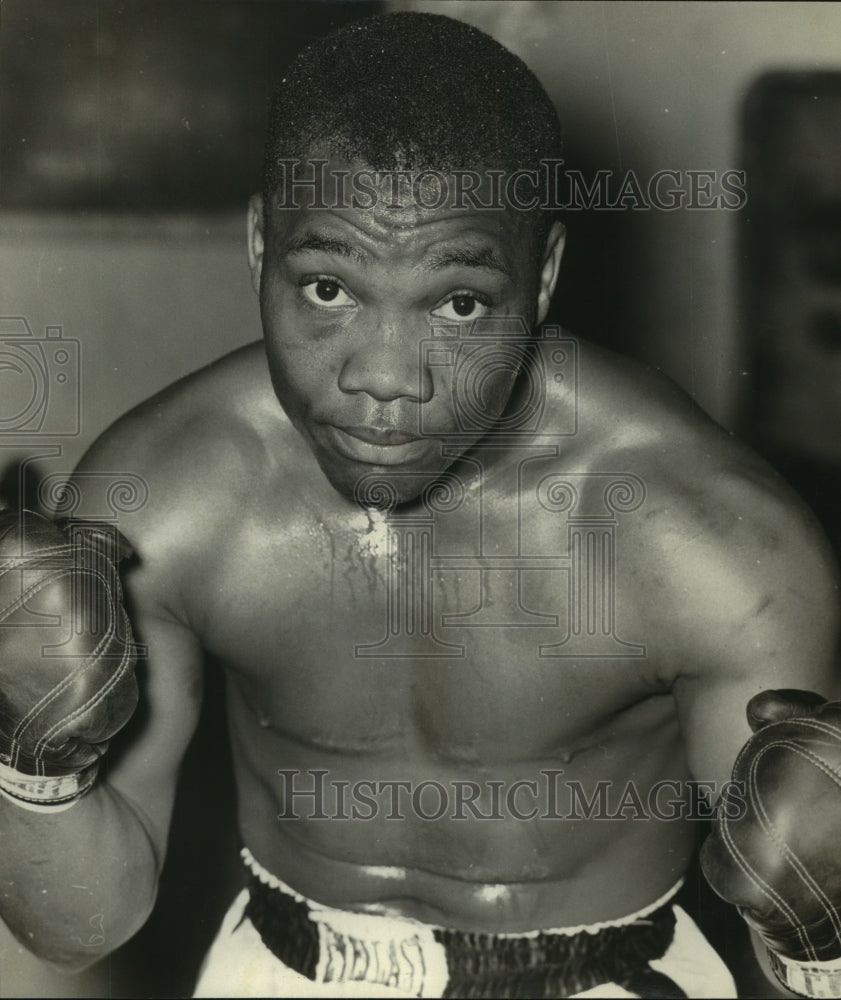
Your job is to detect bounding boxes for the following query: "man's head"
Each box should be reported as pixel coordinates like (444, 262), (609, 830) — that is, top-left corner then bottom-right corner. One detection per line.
(262, 12), (562, 220)
(248, 12), (566, 504)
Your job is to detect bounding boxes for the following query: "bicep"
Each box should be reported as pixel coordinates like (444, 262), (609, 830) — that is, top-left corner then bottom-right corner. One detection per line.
(675, 648), (835, 795)
(67, 417), (206, 858)
(673, 517), (840, 790)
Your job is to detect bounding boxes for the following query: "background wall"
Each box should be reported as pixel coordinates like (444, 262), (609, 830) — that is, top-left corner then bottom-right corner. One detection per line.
(0, 214), (255, 504)
(2, 1), (841, 996)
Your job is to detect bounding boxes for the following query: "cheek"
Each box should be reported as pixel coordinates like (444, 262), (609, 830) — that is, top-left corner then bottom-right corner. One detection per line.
(265, 340), (338, 392)
(261, 290), (344, 387)
(263, 333), (347, 423)
(448, 344), (526, 419)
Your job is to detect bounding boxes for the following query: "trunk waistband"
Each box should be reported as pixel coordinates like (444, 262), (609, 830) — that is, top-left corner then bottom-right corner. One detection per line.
(239, 848), (687, 998)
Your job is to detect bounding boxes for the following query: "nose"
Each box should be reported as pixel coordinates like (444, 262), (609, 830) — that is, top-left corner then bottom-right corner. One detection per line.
(338, 318), (433, 403)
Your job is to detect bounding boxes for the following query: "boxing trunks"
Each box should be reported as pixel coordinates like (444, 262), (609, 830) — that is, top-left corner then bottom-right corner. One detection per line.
(193, 849), (736, 998)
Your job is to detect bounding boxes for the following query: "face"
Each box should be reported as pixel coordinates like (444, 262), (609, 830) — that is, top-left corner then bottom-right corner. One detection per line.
(248, 158), (565, 505)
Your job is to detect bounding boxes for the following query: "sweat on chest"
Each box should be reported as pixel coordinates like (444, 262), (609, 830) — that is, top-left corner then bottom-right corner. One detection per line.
(203, 495), (654, 748)
(210, 488), (647, 657)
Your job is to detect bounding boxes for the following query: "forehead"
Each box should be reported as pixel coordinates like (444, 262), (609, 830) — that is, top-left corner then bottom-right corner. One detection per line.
(267, 155), (539, 260)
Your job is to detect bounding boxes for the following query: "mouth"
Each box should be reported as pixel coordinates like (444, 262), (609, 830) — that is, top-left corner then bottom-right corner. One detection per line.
(326, 425), (430, 466)
(341, 424), (420, 445)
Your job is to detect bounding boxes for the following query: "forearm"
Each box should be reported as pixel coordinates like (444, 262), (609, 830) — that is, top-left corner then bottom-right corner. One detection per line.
(0, 780), (160, 970)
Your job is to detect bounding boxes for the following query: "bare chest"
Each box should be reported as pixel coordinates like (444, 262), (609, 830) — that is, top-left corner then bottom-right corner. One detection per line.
(196, 463), (661, 760)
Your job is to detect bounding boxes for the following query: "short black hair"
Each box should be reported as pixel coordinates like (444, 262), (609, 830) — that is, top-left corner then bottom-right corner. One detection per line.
(263, 11), (562, 224)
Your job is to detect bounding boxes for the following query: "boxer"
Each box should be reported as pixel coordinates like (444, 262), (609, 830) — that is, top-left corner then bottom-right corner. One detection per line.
(1, 12), (839, 997)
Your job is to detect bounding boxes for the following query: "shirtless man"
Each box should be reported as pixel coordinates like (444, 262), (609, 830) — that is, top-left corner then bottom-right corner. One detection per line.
(1, 12), (840, 998)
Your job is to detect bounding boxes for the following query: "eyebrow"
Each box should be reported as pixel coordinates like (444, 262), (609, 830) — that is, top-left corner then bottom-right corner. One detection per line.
(283, 232), (512, 278)
(425, 246), (512, 278)
(283, 233), (370, 265)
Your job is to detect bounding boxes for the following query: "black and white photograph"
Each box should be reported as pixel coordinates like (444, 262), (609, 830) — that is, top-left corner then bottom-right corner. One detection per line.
(2, 2), (841, 997)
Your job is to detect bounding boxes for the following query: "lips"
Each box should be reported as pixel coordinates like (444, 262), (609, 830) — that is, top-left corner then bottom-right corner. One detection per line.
(326, 424), (429, 466)
(341, 425), (420, 445)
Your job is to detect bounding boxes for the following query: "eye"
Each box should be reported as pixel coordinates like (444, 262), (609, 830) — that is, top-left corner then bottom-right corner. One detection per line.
(430, 293), (491, 322)
(300, 278), (356, 309)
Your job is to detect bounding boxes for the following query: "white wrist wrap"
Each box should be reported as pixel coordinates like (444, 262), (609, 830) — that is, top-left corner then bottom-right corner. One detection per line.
(0, 758), (98, 812)
(769, 949), (841, 998)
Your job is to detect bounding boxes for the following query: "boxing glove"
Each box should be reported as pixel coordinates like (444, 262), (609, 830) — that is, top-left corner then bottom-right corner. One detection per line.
(701, 689), (841, 998)
(0, 507), (138, 810)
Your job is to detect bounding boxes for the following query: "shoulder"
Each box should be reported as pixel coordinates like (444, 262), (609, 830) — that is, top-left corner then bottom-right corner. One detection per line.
(73, 341), (280, 501)
(67, 342), (295, 608)
(552, 340), (840, 679)
(641, 442), (838, 637)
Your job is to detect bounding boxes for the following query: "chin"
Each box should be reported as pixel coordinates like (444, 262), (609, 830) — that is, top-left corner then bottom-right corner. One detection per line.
(319, 458), (456, 510)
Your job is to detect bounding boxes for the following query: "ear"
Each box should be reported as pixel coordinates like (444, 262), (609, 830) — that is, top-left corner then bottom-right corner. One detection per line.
(536, 220), (566, 325)
(247, 193), (265, 296)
